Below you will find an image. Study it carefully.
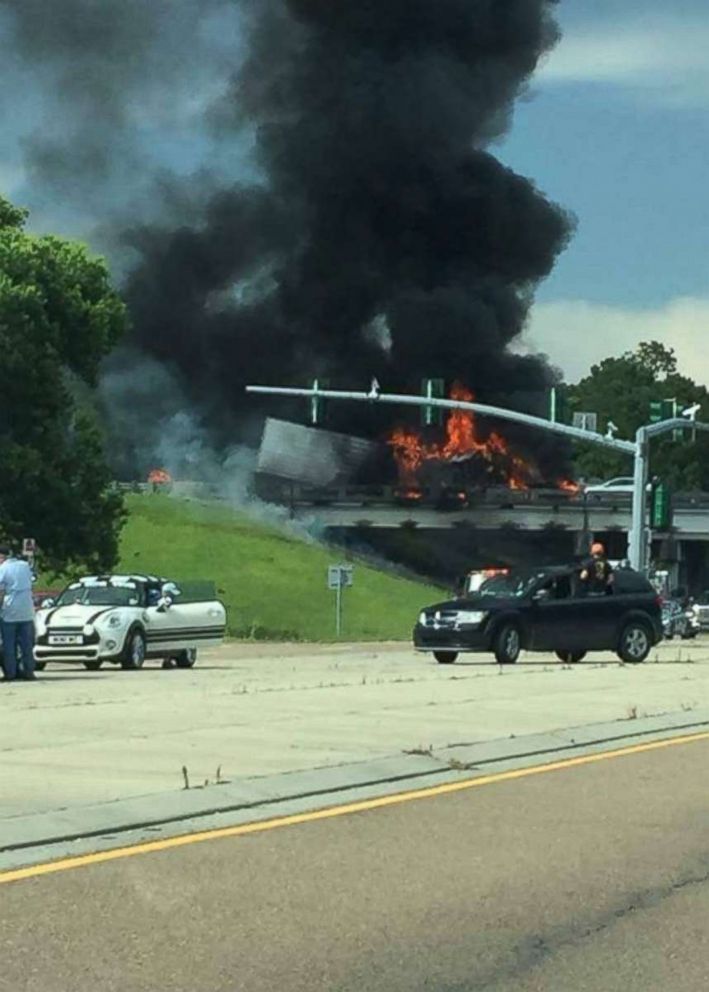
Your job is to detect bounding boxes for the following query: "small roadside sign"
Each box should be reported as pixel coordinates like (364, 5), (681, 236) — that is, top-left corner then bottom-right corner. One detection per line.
(328, 565), (354, 635)
(328, 565), (354, 590)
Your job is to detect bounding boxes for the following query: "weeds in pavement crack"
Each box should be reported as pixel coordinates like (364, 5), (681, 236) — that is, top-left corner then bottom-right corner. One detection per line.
(448, 758), (476, 771)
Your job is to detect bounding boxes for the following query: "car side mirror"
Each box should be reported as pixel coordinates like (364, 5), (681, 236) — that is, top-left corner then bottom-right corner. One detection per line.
(41, 597), (55, 608)
(156, 595), (173, 612)
(533, 588), (551, 603)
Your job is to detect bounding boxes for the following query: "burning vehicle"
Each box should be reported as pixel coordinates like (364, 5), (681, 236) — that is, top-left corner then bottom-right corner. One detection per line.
(389, 385), (535, 493)
(387, 384), (579, 498)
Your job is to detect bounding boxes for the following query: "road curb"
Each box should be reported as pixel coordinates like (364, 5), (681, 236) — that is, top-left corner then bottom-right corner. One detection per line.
(2, 709), (709, 859)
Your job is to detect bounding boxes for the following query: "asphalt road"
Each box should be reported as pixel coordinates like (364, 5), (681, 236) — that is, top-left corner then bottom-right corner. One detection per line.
(2, 737), (708, 991)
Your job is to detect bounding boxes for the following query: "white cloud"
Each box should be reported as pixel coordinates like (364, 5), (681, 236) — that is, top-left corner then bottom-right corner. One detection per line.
(538, 18), (709, 108)
(519, 297), (709, 385)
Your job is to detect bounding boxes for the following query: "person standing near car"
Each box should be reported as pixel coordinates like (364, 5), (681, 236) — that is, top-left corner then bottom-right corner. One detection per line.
(0, 545), (36, 681)
(579, 542), (614, 595)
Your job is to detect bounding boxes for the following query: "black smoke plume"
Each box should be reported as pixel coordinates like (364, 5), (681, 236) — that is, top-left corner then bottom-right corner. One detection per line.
(2, 0), (574, 471)
(126, 0), (573, 449)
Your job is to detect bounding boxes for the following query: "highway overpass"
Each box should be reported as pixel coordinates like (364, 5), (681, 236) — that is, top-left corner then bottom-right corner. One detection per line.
(251, 482), (709, 540)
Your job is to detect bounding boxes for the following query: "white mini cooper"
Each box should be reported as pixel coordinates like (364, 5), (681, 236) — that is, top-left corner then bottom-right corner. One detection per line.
(34, 574), (227, 671)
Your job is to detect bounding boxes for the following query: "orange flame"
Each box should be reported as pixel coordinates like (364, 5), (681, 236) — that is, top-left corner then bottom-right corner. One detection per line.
(147, 468), (173, 485)
(557, 479), (581, 494)
(395, 488), (423, 501)
(388, 383), (533, 490)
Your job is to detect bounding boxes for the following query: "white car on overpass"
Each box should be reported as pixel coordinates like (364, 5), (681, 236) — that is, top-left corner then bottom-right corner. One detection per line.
(583, 477), (653, 496)
(34, 574), (227, 671)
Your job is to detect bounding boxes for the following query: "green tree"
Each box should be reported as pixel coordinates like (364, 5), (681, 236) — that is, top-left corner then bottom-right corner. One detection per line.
(568, 341), (709, 490)
(0, 194), (128, 571)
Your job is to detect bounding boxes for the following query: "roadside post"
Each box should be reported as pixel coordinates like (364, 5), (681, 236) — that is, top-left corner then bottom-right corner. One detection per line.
(328, 564), (354, 637)
(249, 384), (709, 575)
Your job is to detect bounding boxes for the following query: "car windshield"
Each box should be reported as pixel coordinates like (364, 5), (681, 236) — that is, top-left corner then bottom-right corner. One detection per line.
(477, 572), (541, 598)
(56, 582), (141, 607)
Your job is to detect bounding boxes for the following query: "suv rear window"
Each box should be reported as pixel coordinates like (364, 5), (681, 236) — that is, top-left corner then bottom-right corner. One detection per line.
(614, 570), (654, 594)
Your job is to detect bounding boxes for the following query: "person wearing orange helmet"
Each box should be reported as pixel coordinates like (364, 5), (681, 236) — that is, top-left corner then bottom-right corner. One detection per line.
(579, 541), (614, 595)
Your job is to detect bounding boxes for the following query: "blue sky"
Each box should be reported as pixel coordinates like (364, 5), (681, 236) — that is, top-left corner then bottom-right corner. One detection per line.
(502, 0), (709, 382)
(1, 1), (708, 385)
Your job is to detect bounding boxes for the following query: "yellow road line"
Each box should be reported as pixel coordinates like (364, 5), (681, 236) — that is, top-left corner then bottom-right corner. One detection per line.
(2, 729), (709, 887)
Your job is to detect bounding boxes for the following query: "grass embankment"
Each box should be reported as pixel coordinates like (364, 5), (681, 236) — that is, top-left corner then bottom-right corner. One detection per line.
(117, 495), (445, 641)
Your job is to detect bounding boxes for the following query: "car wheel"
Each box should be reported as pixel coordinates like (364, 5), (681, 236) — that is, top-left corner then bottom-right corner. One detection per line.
(84, 661), (103, 672)
(175, 649), (197, 669)
(121, 629), (146, 670)
(34, 662), (46, 672)
(433, 651), (458, 665)
(555, 650), (587, 664)
(494, 624), (521, 665)
(617, 621), (651, 664)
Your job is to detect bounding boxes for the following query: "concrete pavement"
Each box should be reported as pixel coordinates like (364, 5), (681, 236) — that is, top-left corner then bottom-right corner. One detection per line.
(1, 638), (709, 857)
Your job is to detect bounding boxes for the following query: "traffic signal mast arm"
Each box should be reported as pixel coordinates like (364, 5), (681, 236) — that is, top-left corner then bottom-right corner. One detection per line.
(644, 418), (709, 440)
(246, 385), (637, 455)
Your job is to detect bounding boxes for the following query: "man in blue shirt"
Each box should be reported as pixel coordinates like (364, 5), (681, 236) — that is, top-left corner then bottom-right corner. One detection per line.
(0, 546), (36, 681)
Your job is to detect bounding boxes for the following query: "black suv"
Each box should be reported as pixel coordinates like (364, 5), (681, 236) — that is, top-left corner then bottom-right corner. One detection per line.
(414, 565), (662, 665)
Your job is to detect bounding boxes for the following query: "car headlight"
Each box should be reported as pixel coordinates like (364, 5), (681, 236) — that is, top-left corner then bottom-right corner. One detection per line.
(418, 611), (428, 625)
(455, 610), (487, 625)
(83, 623), (95, 637)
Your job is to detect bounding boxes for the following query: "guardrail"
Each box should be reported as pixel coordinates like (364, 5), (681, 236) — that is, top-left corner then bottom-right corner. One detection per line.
(115, 479), (709, 511)
(254, 482), (709, 510)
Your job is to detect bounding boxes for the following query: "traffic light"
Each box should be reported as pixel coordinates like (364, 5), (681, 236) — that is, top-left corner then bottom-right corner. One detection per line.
(421, 378), (445, 426)
(548, 385), (578, 425)
(310, 378), (330, 426)
(549, 386), (564, 423)
(649, 398), (686, 441)
(651, 482), (672, 531)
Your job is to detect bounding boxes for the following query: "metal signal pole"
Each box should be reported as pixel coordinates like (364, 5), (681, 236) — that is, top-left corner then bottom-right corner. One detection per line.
(629, 419), (709, 574)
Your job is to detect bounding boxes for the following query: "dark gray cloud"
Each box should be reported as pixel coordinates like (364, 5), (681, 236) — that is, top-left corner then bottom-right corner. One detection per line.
(0, 0), (242, 222)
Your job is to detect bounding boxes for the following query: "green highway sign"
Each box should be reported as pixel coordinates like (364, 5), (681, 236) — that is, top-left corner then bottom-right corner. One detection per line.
(651, 481), (672, 530)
